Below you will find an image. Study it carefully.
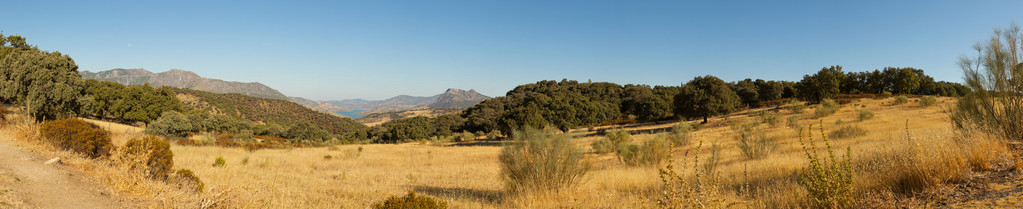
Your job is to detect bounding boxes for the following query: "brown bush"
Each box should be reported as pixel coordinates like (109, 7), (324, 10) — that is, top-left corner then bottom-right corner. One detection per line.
(170, 169), (205, 193)
(372, 191), (447, 209)
(40, 118), (113, 158)
(121, 135), (175, 180)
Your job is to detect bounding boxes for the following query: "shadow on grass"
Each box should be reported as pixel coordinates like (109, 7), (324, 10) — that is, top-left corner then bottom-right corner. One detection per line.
(447, 139), (506, 147)
(414, 185), (503, 204)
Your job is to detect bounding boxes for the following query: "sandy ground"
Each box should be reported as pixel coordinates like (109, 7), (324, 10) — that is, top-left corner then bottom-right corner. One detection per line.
(0, 136), (127, 209)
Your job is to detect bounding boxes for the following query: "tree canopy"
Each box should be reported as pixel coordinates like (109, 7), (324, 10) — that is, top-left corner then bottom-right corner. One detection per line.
(673, 75), (741, 123)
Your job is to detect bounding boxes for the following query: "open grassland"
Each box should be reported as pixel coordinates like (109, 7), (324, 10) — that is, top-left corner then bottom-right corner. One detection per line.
(17, 96), (1020, 208)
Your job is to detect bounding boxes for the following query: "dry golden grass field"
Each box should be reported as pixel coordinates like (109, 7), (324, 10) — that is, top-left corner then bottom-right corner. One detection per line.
(3, 96), (1022, 208)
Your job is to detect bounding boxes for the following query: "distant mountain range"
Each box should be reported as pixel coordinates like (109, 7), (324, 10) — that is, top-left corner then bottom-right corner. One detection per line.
(325, 88), (491, 115)
(81, 68), (491, 118)
(81, 68), (289, 100)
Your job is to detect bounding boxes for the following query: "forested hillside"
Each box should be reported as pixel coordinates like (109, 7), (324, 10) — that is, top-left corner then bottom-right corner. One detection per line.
(171, 88), (368, 138)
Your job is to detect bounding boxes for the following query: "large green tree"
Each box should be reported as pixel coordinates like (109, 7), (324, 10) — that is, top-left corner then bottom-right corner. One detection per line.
(0, 49), (87, 121)
(674, 75), (741, 123)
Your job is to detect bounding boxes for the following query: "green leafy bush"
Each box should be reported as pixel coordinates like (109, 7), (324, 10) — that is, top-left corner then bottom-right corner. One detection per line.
(40, 118), (112, 158)
(500, 127), (589, 193)
(372, 191), (447, 209)
(918, 96), (936, 107)
(813, 99), (840, 118)
(857, 109), (874, 121)
(171, 169), (204, 193)
(121, 135), (174, 180)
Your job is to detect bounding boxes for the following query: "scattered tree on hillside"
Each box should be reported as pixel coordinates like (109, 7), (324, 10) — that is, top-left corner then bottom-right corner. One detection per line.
(674, 75), (741, 123)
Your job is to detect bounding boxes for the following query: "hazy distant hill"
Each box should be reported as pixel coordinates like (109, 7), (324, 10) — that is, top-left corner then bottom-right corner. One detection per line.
(429, 88), (490, 109)
(326, 88), (490, 115)
(82, 68), (289, 100)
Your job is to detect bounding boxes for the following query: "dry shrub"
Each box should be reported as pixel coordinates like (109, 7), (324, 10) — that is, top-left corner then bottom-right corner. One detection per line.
(829, 125), (867, 139)
(171, 169), (205, 193)
(788, 100), (807, 114)
(892, 96), (909, 105)
(858, 122), (1013, 196)
(733, 122), (777, 160)
(500, 127), (589, 194)
(918, 96), (936, 107)
(372, 191), (447, 209)
(814, 99), (841, 118)
(658, 142), (737, 208)
(213, 157), (226, 167)
(40, 118), (113, 158)
(758, 111), (781, 127)
(591, 130), (632, 154)
(0, 105), (8, 125)
(857, 109), (874, 121)
(616, 137), (670, 167)
(121, 135), (174, 180)
(798, 124), (854, 208)
(665, 122), (693, 146)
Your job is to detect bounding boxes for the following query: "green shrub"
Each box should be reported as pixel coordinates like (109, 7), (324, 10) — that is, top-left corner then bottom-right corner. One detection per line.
(591, 130), (632, 154)
(40, 118), (112, 158)
(918, 96), (936, 107)
(500, 127), (589, 193)
(121, 135), (174, 180)
(617, 138), (670, 167)
(798, 124), (854, 208)
(881, 91), (893, 97)
(171, 169), (204, 193)
(213, 156), (226, 167)
(145, 111), (196, 139)
(857, 109), (874, 121)
(455, 131), (475, 142)
(485, 130), (502, 139)
(372, 191), (447, 209)
(829, 125), (867, 139)
(732, 122), (777, 160)
(893, 96), (909, 105)
(813, 99), (840, 118)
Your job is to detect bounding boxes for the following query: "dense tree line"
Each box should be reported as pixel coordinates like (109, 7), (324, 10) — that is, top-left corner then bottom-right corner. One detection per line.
(83, 80), (184, 124)
(367, 114), (466, 142)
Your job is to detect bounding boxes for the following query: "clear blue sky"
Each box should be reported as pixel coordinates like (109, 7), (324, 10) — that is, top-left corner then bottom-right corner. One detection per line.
(2, 0), (1020, 100)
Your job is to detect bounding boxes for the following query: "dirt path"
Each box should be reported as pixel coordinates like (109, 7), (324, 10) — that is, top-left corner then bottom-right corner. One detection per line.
(0, 138), (125, 209)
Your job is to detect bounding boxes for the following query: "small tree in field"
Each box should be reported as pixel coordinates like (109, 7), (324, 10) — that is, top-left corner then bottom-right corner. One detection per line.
(674, 76), (741, 123)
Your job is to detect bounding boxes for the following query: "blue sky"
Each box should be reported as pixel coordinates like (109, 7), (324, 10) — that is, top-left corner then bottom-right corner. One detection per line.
(2, 1), (1020, 100)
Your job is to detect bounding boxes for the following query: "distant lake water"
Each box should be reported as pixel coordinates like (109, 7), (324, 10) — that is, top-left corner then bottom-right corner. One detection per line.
(335, 109), (369, 119)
